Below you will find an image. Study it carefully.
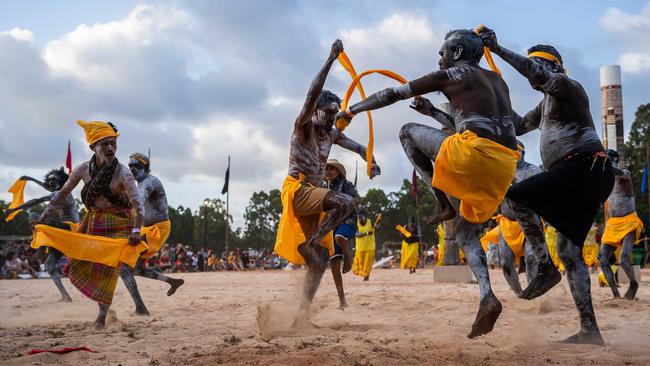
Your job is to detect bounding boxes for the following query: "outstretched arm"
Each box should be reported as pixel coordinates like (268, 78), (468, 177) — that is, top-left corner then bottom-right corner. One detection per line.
(336, 70), (451, 125)
(19, 176), (51, 191)
(5, 193), (55, 216)
(294, 40), (344, 129)
(335, 133), (381, 178)
(39, 166), (83, 222)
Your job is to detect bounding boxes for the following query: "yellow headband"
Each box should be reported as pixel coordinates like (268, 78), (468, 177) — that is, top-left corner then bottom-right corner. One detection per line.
(77, 120), (119, 145)
(527, 51), (567, 75)
(134, 157), (148, 166)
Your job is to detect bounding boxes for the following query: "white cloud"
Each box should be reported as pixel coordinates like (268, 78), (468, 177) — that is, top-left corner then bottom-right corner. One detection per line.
(0, 28), (34, 42)
(601, 2), (650, 73)
(619, 52), (650, 73)
(600, 3), (650, 32)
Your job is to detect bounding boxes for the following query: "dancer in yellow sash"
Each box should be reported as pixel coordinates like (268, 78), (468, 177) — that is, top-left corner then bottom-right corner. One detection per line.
(599, 150), (643, 300)
(397, 221), (419, 273)
(116, 153), (185, 316)
(273, 40), (380, 324)
(5, 168), (79, 302)
(335, 29), (520, 338)
(35, 120), (145, 329)
(353, 209), (377, 281)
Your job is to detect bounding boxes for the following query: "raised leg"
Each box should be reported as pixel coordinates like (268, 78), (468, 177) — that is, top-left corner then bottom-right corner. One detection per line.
(499, 235), (522, 296)
(133, 259), (185, 296)
(119, 263), (150, 316)
(619, 232), (639, 300)
(399, 122), (455, 225)
(598, 244), (620, 298)
(45, 249), (72, 302)
(95, 303), (109, 330)
(524, 240), (538, 285)
(557, 233), (604, 345)
(330, 257), (348, 310)
(456, 219), (502, 339)
(508, 200), (561, 300)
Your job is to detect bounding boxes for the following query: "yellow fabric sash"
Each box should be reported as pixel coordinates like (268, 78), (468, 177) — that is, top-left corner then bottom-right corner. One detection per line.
(31, 224), (148, 268)
(544, 225), (564, 271)
(480, 225), (500, 252)
(602, 212), (644, 247)
(496, 215), (524, 259)
(5, 178), (27, 222)
(432, 130), (519, 223)
(436, 224), (445, 265)
(273, 175), (334, 265)
(337, 51), (407, 177)
(474, 25), (502, 76)
(141, 220), (172, 259)
(400, 240), (419, 269)
(395, 224), (412, 238)
(356, 219), (375, 252)
(527, 51), (567, 75)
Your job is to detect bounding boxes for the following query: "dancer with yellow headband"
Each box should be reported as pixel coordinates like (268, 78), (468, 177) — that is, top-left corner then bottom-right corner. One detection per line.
(4, 167), (79, 302)
(335, 29), (520, 339)
(34, 120), (146, 330)
(116, 152), (184, 316)
(599, 149), (643, 300)
(273, 39), (380, 326)
(479, 27), (614, 345)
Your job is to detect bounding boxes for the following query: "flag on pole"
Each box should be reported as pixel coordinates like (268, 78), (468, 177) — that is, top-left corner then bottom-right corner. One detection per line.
(641, 160), (648, 194)
(411, 169), (418, 197)
(221, 157), (230, 194)
(65, 140), (72, 174)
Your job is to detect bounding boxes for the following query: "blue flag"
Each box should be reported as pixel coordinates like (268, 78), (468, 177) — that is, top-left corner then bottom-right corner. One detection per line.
(642, 160), (648, 194)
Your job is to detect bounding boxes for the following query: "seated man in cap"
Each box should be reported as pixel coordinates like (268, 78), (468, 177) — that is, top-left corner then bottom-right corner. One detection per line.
(118, 152), (185, 316)
(324, 159), (359, 309)
(274, 39), (380, 325)
(37, 120), (145, 329)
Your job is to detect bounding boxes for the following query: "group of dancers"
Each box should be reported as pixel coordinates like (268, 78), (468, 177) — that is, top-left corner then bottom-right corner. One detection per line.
(3, 25), (644, 346)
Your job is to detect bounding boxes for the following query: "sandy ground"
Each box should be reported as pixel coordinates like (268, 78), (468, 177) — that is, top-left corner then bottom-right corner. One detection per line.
(1, 268), (649, 366)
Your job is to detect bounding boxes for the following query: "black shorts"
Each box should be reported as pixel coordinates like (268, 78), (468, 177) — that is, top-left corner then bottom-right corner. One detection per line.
(506, 152), (614, 247)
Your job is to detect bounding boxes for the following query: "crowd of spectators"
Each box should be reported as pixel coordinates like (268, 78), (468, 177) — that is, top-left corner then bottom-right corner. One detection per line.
(1, 241), (43, 279)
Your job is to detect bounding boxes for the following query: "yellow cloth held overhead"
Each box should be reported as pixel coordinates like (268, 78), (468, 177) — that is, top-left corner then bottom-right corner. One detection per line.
(395, 224), (412, 238)
(474, 25), (502, 76)
(480, 225), (500, 253)
(141, 220), (172, 259)
(527, 51), (567, 75)
(5, 178), (27, 222)
(274, 175), (334, 265)
(31, 224), (148, 268)
(433, 130), (520, 223)
(337, 51), (407, 177)
(77, 120), (119, 145)
(602, 212), (644, 247)
(496, 215), (525, 262)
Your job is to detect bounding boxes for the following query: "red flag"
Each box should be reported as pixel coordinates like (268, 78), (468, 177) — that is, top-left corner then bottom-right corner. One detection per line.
(65, 140), (72, 173)
(411, 169), (418, 197)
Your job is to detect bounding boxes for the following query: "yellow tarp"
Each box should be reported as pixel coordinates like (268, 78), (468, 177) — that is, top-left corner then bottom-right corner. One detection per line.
(602, 212), (644, 247)
(274, 175), (333, 265)
(31, 224), (148, 268)
(5, 179), (27, 222)
(432, 130), (519, 223)
(141, 220), (171, 259)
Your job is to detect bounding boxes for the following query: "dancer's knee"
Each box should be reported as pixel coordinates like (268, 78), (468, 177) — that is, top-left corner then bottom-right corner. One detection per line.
(399, 123), (418, 143)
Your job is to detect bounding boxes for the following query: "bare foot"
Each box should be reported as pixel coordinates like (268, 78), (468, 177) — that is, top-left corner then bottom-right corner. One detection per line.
(339, 302), (349, 310)
(94, 318), (106, 330)
(624, 281), (639, 300)
(298, 243), (330, 271)
(424, 207), (456, 226)
(561, 330), (604, 345)
(291, 312), (320, 329)
(467, 294), (502, 339)
(167, 278), (185, 296)
(363, 276), (369, 282)
(59, 295), (72, 303)
(520, 262), (562, 300)
(134, 306), (150, 316)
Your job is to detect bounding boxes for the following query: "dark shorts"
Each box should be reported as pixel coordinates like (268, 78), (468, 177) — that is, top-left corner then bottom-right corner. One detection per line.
(506, 152), (614, 247)
(332, 223), (357, 259)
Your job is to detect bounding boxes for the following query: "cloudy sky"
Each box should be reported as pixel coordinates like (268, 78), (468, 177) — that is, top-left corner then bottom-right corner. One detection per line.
(1, 0), (649, 229)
